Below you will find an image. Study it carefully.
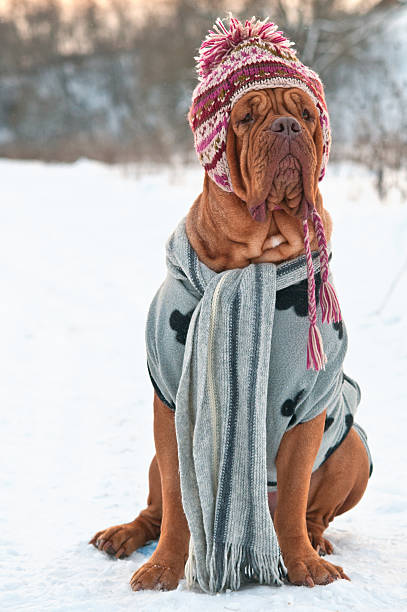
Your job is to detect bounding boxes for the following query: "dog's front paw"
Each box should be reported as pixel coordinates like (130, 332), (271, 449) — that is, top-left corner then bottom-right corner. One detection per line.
(286, 551), (349, 587)
(130, 561), (180, 591)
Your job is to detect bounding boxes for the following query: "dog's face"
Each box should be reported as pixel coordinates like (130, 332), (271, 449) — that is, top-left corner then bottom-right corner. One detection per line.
(226, 87), (323, 222)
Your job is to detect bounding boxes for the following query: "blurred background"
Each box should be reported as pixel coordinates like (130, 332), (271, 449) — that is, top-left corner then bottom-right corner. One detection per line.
(0, 0), (406, 196)
(2, 4), (407, 608)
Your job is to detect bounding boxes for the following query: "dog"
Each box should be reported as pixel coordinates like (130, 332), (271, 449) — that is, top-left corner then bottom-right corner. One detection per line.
(90, 17), (372, 593)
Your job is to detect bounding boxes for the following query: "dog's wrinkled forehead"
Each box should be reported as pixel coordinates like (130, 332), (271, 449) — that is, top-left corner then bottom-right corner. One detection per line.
(230, 87), (319, 126)
(189, 16), (331, 191)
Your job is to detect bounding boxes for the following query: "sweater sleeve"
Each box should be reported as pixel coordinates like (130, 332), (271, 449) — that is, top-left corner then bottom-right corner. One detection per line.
(145, 273), (200, 410)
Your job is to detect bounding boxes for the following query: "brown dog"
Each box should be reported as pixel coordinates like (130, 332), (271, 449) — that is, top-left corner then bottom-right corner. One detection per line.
(90, 86), (370, 591)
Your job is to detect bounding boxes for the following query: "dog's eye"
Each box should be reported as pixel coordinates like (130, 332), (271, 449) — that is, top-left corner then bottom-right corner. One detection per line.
(239, 112), (253, 125)
(302, 108), (311, 120)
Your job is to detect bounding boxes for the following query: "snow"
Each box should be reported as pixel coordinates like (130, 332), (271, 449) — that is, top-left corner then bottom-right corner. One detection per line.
(1, 159), (406, 611)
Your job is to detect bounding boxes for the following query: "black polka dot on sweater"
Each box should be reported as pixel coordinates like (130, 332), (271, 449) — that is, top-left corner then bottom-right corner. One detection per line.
(281, 389), (304, 417)
(345, 413), (354, 428)
(169, 309), (194, 345)
(324, 416), (334, 431)
(333, 321), (344, 339)
(276, 272), (321, 317)
(324, 412), (355, 461)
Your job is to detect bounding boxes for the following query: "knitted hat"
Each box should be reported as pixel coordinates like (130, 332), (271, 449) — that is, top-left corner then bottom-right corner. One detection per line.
(189, 16), (341, 371)
(189, 15), (331, 192)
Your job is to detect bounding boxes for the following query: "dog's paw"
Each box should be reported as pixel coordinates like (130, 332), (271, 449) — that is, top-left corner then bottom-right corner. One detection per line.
(89, 521), (148, 558)
(130, 561), (180, 591)
(307, 531), (334, 556)
(286, 552), (349, 587)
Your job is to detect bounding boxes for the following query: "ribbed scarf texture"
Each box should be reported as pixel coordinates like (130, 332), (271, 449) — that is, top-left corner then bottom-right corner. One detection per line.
(167, 222), (324, 593)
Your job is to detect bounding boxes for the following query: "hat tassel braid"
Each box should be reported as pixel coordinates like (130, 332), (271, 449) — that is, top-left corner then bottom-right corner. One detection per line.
(311, 208), (342, 325)
(302, 202), (342, 371)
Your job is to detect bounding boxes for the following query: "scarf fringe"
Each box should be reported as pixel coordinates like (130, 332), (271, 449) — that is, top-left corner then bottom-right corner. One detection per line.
(186, 539), (286, 593)
(185, 538), (197, 589)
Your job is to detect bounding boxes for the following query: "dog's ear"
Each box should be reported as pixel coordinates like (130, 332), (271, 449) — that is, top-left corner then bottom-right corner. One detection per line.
(308, 108), (324, 209)
(310, 107), (324, 193)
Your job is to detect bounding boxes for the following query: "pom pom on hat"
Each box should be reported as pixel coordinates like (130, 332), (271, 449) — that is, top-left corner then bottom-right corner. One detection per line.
(197, 16), (296, 78)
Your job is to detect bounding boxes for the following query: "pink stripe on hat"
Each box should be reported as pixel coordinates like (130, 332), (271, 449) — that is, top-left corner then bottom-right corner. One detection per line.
(195, 117), (229, 154)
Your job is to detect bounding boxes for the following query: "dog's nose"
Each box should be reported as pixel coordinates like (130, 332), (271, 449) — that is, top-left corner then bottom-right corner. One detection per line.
(270, 116), (302, 138)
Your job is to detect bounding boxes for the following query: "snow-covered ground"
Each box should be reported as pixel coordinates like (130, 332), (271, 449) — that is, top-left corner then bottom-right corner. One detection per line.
(1, 159), (406, 611)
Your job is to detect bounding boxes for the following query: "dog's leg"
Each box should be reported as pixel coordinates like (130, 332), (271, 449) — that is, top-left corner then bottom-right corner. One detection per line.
(274, 410), (350, 586)
(130, 393), (190, 591)
(305, 426), (370, 556)
(89, 454), (162, 558)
